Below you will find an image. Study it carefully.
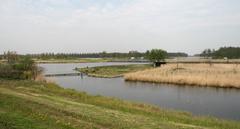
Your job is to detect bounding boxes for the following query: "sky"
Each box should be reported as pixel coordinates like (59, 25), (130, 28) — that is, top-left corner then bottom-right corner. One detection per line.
(0, 0), (240, 55)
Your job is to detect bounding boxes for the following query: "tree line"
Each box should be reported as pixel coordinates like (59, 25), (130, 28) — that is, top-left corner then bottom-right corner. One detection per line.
(7, 51), (187, 60)
(200, 47), (240, 59)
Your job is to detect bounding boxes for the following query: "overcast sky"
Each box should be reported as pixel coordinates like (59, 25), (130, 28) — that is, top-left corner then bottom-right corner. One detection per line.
(0, 0), (240, 55)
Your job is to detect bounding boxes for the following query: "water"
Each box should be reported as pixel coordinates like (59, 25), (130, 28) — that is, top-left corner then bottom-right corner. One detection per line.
(39, 63), (240, 120)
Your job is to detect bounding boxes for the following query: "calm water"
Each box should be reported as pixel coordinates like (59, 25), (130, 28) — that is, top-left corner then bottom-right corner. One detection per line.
(39, 63), (240, 120)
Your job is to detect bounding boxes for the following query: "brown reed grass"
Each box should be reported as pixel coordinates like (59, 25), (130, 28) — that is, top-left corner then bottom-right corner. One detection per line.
(124, 63), (240, 88)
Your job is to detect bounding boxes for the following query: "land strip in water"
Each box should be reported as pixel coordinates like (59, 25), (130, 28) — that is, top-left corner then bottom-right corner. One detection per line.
(0, 79), (240, 129)
(124, 63), (240, 88)
(77, 64), (152, 78)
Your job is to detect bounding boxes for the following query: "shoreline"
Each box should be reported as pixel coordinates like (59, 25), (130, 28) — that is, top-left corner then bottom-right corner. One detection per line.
(124, 79), (240, 89)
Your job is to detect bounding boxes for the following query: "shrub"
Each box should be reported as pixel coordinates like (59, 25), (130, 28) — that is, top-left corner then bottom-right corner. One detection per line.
(0, 56), (39, 80)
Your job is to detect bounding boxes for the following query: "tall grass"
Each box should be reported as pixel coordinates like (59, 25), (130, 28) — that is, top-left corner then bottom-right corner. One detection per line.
(124, 63), (240, 88)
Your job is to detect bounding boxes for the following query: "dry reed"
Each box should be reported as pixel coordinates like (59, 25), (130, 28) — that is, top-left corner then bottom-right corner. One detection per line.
(124, 63), (240, 88)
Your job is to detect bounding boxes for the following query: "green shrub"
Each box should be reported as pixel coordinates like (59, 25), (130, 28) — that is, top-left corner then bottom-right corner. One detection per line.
(0, 56), (38, 80)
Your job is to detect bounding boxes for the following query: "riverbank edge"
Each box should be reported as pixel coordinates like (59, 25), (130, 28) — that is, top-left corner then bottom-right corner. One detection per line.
(124, 79), (240, 89)
(0, 79), (240, 129)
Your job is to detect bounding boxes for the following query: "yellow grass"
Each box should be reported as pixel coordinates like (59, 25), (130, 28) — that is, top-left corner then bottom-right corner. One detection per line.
(124, 63), (240, 88)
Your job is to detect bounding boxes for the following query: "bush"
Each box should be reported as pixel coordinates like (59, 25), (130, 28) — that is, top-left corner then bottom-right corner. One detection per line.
(0, 56), (38, 80)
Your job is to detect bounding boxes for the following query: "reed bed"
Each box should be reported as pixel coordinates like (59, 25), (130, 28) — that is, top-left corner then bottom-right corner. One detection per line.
(124, 63), (240, 88)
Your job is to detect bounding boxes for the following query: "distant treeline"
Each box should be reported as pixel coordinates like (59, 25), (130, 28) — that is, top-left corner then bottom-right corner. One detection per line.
(28, 52), (145, 59)
(14, 51), (187, 60)
(0, 51), (188, 60)
(200, 47), (240, 59)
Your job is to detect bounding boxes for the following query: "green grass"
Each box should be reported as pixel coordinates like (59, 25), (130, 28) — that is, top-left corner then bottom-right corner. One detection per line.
(0, 80), (240, 129)
(77, 64), (152, 78)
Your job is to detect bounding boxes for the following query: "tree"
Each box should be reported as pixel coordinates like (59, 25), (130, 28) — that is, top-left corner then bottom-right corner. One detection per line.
(146, 49), (167, 62)
(213, 47), (240, 59)
(200, 46), (240, 59)
(18, 56), (38, 79)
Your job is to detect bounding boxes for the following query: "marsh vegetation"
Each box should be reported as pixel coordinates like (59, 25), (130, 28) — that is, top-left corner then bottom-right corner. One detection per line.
(124, 63), (240, 88)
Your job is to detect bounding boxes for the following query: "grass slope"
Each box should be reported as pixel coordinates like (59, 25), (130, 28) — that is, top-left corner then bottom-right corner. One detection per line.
(78, 64), (152, 78)
(0, 80), (240, 129)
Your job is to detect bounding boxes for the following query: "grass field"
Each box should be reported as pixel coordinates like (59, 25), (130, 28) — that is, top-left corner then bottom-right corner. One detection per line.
(0, 80), (240, 129)
(124, 63), (240, 88)
(77, 64), (152, 78)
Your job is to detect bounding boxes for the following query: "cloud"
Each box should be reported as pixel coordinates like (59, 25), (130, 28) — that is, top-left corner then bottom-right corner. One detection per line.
(0, 0), (240, 54)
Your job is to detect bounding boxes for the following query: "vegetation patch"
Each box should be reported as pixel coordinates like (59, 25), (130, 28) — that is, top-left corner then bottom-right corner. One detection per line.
(124, 63), (240, 88)
(200, 47), (240, 59)
(77, 64), (152, 78)
(0, 52), (39, 80)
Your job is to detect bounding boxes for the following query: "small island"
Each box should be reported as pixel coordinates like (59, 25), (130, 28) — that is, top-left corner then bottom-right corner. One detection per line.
(76, 64), (152, 78)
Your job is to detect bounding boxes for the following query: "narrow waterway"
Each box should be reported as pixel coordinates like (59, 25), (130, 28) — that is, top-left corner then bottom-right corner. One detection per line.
(39, 63), (240, 120)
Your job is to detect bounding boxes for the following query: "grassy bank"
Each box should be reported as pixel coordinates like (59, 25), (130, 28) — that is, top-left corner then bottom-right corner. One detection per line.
(124, 63), (240, 88)
(77, 64), (152, 78)
(0, 80), (240, 129)
(35, 58), (111, 63)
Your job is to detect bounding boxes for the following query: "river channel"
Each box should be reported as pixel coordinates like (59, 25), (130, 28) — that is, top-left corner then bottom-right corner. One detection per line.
(39, 62), (240, 120)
